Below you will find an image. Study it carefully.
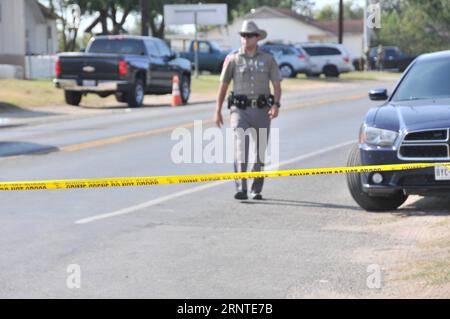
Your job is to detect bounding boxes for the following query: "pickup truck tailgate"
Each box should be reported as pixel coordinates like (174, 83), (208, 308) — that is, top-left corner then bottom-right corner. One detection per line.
(58, 53), (123, 80)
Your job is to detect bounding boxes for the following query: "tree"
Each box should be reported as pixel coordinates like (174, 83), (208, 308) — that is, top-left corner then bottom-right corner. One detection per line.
(315, 4), (336, 20)
(44, 0), (81, 52)
(70, 0), (139, 35)
(314, 0), (363, 21)
(291, 0), (316, 16)
(141, 0), (167, 38)
(375, 0), (450, 54)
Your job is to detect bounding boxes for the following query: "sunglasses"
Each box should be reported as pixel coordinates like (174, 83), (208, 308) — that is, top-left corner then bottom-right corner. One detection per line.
(241, 33), (258, 38)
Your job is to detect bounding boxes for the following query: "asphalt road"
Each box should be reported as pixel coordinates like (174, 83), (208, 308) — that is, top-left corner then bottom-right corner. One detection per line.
(2, 78), (441, 298)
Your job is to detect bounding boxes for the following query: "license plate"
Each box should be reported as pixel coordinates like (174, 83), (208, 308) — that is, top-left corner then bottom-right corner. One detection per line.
(82, 80), (96, 87)
(434, 166), (450, 180)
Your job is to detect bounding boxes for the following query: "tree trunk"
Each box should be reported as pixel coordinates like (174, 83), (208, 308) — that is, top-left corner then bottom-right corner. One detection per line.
(110, 9), (131, 34)
(149, 15), (164, 38)
(69, 27), (79, 52)
(100, 10), (109, 35)
(61, 20), (68, 51)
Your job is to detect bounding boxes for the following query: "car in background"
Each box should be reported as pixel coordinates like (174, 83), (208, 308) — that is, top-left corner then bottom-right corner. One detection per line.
(295, 43), (354, 77)
(368, 46), (417, 72)
(260, 43), (311, 78)
(347, 50), (450, 211)
(179, 40), (232, 74)
(54, 35), (192, 108)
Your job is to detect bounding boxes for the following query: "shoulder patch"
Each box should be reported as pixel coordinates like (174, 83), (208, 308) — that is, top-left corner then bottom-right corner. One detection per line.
(223, 55), (232, 70)
(223, 52), (237, 68)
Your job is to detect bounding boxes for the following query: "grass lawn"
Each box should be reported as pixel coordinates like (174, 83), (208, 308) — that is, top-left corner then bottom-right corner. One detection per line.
(0, 71), (401, 109)
(191, 71), (400, 92)
(0, 80), (63, 109)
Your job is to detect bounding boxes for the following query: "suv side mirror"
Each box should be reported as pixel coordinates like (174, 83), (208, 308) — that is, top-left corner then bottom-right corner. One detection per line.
(369, 88), (388, 101)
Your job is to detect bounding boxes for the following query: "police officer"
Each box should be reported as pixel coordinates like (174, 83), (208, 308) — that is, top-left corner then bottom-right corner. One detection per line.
(376, 44), (385, 71)
(214, 20), (282, 200)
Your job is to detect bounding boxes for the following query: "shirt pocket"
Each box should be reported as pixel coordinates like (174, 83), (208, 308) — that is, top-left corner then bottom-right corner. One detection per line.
(257, 61), (270, 74)
(236, 62), (248, 79)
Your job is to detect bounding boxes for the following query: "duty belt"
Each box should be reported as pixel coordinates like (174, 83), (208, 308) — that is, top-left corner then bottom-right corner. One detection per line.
(227, 92), (274, 109)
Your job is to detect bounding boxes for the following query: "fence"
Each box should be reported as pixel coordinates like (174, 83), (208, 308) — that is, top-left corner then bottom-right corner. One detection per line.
(0, 64), (24, 79)
(25, 55), (57, 80)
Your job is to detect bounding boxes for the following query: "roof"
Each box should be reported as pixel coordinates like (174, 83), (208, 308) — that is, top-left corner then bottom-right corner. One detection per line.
(37, 3), (59, 20)
(314, 19), (364, 35)
(270, 7), (332, 33)
(246, 7), (363, 35)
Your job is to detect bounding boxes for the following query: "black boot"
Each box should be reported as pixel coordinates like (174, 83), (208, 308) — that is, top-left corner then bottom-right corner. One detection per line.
(234, 191), (248, 200)
(250, 192), (263, 200)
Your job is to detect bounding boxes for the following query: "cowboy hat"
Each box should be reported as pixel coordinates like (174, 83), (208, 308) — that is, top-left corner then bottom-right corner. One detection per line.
(239, 20), (267, 40)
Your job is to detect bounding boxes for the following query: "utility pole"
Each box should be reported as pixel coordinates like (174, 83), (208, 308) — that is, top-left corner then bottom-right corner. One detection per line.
(338, 0), (344, 44)
(363, 0), (370, 70)
(140, 0), (149, 36)
(194, 11), (199, 78)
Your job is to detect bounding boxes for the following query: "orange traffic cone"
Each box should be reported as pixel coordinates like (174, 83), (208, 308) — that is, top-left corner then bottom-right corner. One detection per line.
(171, 75), (183, 106)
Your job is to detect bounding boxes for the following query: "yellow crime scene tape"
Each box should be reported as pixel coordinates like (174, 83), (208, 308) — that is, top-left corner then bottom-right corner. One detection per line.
(1, 162), (450, 191)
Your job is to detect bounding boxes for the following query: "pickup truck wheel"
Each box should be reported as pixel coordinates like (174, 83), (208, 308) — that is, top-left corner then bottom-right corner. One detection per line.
(346, 144), (408, 212)
(180, 75), (191, 105)
(127, 79), (144, 108)
(64, 91), (82, 106)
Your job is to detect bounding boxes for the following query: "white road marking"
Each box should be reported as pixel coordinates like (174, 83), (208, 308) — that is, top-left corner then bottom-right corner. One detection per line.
(75, 140), (355, 224)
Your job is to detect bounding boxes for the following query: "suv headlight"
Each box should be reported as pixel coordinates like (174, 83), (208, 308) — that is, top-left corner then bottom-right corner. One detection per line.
(360, 125), (399, 146)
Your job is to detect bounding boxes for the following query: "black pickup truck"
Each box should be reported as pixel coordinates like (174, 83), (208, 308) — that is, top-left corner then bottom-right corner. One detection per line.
(54, 35), (192, 107)
(179, 40), (231, 74)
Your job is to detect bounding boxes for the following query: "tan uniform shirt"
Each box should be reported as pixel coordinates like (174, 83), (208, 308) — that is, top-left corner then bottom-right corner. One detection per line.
(220, 46), (282, 98)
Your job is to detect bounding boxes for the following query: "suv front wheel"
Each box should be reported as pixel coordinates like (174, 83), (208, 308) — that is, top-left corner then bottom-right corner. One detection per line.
(346, 144), (408, 212)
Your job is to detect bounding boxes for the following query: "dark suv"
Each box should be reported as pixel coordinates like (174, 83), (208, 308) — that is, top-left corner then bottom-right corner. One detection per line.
(55, 36), (192, 107)
(347, 50), (450, 211)
(368, 46), (417, 72)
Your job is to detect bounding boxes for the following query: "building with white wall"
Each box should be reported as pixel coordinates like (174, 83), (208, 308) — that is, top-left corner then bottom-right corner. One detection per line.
(0, 0), (58, 78)
(202, 6), (364, 59)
